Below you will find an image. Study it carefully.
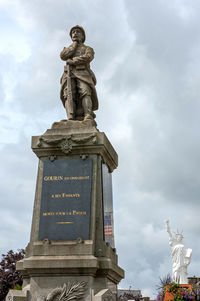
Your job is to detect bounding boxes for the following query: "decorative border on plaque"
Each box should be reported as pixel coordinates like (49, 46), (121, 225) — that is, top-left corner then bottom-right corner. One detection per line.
(46, 281), (87, 301)
(37, 134), (97, 154)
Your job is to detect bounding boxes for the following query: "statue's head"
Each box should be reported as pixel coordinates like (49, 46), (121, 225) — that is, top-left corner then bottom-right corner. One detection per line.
(175, 231), (183, 242)
(70, 25), (86, 43)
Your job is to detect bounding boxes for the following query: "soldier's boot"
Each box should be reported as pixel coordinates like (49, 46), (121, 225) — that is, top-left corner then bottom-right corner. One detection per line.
(82, 95), (93, 120)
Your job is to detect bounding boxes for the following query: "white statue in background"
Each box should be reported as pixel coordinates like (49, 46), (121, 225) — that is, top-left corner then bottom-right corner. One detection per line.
(165, 220), (192, 284)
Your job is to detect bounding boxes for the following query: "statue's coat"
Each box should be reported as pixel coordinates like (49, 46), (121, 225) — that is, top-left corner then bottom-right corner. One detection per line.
(60, 43), (98, 111)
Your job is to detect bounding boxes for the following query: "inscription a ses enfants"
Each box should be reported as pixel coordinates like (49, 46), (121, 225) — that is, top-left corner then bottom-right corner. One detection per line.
(51, 193), (80, 198)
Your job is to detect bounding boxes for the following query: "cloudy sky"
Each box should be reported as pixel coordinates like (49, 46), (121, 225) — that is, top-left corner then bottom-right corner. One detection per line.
(1, 0), (200, 298)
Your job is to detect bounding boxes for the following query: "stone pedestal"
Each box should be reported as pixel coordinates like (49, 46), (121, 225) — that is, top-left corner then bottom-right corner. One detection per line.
(7, 120), (124, 301)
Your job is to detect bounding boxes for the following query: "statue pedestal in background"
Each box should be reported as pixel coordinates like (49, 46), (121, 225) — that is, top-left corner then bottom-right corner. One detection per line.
(6, 120), (124, 301)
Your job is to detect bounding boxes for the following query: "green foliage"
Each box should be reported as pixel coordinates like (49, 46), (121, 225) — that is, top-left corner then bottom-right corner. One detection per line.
(156, 276), (200, 301)
(168, 283), (194, 301)
(156, 274), (172, 301)
(168, 282), (180, 294)
(13, 284), (22, 291)
(157, 274), (172, 291)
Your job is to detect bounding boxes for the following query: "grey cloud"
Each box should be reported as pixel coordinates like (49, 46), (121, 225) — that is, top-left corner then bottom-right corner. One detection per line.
(1, 0), (200, 298)
(4, 0), (132, 116)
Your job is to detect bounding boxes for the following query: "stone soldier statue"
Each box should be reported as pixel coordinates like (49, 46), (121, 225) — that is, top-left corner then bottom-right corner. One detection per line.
(165, 220), (192, 284)
(60, 25), (98, 121)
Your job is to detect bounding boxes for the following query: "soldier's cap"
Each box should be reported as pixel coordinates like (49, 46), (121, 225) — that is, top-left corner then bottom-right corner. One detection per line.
(70, 25), (86, 42)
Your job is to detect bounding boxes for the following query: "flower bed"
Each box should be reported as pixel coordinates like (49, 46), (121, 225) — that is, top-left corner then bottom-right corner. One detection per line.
(157, 282), (200, 301)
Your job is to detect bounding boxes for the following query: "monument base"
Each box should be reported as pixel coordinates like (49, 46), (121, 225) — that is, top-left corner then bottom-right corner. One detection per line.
(6, 120), (124, 301)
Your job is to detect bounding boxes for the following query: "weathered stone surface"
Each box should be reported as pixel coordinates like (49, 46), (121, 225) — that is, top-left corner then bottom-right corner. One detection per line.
(60, 26), (98, 122)
(93, 289), (116, 301)
(6, 285), (30, 301)
(17, 253), (123, 282)
(13, 125), (124, 301)
(32, 127), (117, 172)
(7, 25), (124, 301)
(50, 119), (98, 134)
(6, 280), (119, 301)
(46, 281), (87, 301)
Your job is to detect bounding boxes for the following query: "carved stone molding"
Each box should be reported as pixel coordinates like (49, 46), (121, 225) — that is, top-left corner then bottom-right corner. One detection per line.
(46, 281), (87, 301)
(32, 132), (118, 172)
(60, 138), (73, 154)
(102, 290), (115, 301)
(93, 289), (116, 301)
(37, 134), (97, 154)
(6, 285), (30, 301)
(37, 137), (66, 147)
